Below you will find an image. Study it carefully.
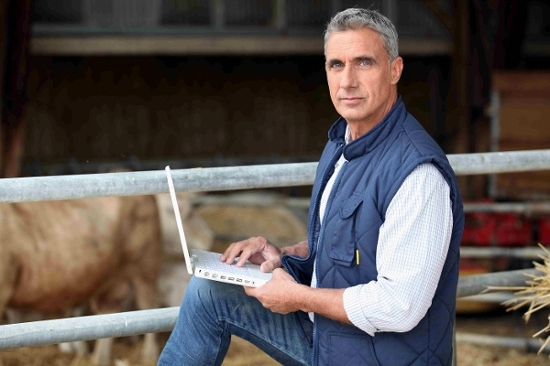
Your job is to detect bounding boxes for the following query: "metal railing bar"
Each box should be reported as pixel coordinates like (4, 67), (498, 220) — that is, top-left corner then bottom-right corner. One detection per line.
(456, 268), (541, 298)
(2, 150), (550, 203)
(0, 268), (542, 350)
(460, 246), (546, 259)
(0, 307), (179, 350)
(0, 149), (549, 350)
(447, 149), (550, 175)
(0, 163), (318, 203)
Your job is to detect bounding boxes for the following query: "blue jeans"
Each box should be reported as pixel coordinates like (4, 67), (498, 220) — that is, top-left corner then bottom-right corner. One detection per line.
(158, 277), (313, 366)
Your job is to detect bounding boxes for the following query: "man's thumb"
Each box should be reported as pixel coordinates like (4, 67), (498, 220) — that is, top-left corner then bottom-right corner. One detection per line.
(260, 259), (278, 273)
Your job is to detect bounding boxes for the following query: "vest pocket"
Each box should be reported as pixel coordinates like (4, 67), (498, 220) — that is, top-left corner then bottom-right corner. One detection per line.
(328, 332), (381, 366)
(330, 193), (363, 267)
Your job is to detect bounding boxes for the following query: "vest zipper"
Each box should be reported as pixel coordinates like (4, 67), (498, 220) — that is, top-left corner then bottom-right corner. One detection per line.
(311, 143), (345, 365)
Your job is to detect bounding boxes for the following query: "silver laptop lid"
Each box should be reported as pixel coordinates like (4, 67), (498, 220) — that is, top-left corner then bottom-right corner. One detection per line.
(165, 166), (193, 275)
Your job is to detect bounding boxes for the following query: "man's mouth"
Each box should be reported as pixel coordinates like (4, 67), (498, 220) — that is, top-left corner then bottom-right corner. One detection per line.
(340, 97), (363, 105)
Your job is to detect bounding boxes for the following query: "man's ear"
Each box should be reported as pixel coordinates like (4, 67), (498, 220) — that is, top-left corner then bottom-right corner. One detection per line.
(390, 56), (404, 85)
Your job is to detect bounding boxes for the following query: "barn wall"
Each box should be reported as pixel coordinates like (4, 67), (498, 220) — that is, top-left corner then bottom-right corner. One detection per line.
(22, 56), (333, 168)
(491, 71), (550, 200)
(21, 55), (449, 173)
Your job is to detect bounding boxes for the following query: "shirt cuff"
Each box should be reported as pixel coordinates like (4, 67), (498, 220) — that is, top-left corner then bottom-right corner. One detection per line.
(343, 285), (377, 336)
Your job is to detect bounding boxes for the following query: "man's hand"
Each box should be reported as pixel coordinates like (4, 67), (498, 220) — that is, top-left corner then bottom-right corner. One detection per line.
(244, 268), (303, 314)
(247, 271), (350, 323)
(220, 236), (282, 272)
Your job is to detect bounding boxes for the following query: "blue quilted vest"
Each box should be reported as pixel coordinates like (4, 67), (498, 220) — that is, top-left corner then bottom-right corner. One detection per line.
(282, 97), (464, 366)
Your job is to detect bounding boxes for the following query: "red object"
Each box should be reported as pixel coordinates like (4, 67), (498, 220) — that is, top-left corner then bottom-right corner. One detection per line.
(461, 212), (532, 246)
(494, 213), (532, 246)
(461, 212), (496, 246)
(538, 218), (550, 246)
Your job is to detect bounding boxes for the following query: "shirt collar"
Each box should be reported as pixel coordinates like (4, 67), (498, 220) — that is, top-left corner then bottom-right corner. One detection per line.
(327, 95), (407, 159)
(344, 125), (351, 145)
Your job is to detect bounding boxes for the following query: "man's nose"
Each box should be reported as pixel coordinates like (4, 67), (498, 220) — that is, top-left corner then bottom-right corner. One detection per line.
(340, 65), (358, 88)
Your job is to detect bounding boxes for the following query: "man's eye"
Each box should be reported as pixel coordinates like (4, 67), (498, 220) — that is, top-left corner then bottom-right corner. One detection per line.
(330, 63), (343, 68)
(359, 60), (371, 66)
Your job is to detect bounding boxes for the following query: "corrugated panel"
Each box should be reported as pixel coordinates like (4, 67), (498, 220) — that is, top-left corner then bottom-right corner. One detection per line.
(340, 0), (384, 13)
(31, 0), (452, 40)
(32, 0), (82, 23)
(83, 0), (162, 28)
(224, 0), (273, 27)
(526, 1), (550, 41)
(339, 0), (449, 40)
(83, 1), (112, 27)
(286, 0), (330, 28)
(396, 0), (449, 39)
(160, 0), (211, 26)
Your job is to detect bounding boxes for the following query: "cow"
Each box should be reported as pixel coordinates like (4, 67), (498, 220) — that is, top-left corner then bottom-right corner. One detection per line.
(156, 191), (215, 307)
(0, 194), (163, 366)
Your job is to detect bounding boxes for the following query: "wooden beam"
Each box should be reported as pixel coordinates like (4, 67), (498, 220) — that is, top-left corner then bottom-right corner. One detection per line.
(0, 0), (9, 175)
(418, 0), (454, 34)
(493, 0), (530, 69)
(493, 71), (550, 93)
(30, 35), (324, 56)
(448, 0), (472, 198)
(29, 35), (452, 56)
(0, 0), (34, 178)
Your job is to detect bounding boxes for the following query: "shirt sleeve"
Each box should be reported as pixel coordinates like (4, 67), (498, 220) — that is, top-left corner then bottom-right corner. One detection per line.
(342, 163), (453, 336)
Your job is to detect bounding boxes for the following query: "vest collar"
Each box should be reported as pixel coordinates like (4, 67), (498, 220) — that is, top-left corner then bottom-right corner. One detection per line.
(328, 95), (407, 160)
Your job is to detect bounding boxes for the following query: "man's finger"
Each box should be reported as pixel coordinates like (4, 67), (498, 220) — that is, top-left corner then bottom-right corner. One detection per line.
(260, 258), (279, 273)
(220, 240), (249, 263)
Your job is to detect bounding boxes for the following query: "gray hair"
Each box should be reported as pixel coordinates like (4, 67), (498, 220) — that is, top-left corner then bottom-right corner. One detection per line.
(324, 8), (399, 62)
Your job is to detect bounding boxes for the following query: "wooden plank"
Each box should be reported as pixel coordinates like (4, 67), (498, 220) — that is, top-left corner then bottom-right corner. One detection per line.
(492, 70), (550, 199)
(499, 105), (550, 142)
(496, 142), (550, 198)
(493, 71), (550, 92)
(499, 92), (550, 106)
(499, 141), (550, 152)
(0, 0), (34, 178)
(0, 0), (9, 174)
(29, 35), (452, 56)
(417, 0), (453, 33)
(495, 172), (550, 199)
(450, 0), (472, 198)
(494, 146), (550, 199)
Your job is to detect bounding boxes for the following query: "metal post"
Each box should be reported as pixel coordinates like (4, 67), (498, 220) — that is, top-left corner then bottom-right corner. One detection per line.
(0, 268), (540, 350)
(488, 89), (501, 198)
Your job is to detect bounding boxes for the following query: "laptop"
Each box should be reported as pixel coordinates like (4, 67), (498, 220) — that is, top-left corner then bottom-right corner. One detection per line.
(165, 166), (272, 287)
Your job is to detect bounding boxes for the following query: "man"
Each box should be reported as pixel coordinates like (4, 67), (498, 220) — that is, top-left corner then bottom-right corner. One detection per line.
(159, 7), (464, 366)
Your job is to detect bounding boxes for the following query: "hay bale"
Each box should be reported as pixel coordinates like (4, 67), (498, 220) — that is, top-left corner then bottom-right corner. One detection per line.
(156, 192), (215, 258)
(195, 193), (308, 252)
(487, 244), (550, 355)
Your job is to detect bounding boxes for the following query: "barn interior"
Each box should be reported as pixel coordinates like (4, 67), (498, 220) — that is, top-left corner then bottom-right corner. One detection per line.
(1, 0), (550, 365)
(2, 0), (548, 192)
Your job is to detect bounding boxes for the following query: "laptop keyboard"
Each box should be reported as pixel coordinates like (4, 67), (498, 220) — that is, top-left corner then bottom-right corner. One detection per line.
(197, 250), (253, 275)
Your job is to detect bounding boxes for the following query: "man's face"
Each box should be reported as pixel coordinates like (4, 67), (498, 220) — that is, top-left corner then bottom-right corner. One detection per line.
(325, 28), (403, 138)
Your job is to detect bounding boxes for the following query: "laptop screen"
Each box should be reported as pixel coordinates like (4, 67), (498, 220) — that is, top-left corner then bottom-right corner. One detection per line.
(165, 166), (194, 275)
